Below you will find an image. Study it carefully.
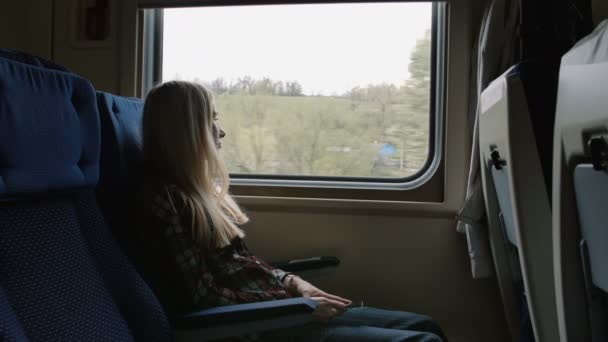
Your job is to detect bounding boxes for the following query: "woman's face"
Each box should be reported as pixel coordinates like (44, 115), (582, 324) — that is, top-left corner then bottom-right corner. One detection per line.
(212, 109), (226, 149)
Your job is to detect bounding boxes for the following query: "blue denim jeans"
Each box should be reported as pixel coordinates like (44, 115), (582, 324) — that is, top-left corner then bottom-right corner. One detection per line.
(258, 306), (447, 342)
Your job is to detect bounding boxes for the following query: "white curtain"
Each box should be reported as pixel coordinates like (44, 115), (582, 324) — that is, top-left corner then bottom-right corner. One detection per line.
(456, 0), (520, 279)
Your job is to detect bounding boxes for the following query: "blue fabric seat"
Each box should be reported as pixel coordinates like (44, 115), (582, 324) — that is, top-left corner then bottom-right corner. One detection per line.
(0, 51), (316, 341)
(96, 91), (145, 260)
(0, 57), (171, 341)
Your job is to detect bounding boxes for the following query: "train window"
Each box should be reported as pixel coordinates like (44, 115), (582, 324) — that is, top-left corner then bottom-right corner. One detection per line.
(147, 2), (444, 188)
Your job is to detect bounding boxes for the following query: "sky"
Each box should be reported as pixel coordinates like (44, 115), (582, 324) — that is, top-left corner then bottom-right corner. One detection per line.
(162, 3), (432, 96)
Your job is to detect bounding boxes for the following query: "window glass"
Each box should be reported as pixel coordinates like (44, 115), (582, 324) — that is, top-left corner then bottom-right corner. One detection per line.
(161, 3), (434, 179)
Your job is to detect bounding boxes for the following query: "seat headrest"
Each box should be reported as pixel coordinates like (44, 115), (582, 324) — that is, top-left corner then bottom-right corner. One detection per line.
(0, 48), (70, 73)
(97, 91), (144, 189)
(0, 57), (99, 195)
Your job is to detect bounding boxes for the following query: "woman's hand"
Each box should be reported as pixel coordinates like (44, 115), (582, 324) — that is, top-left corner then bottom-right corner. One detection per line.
(290, 276), (352, 305)
(283, 275), (352, 321)
(310, 296), (348, 322)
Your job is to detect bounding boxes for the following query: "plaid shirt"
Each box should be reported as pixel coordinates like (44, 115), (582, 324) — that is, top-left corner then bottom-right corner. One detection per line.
(148, 186), (293, 311)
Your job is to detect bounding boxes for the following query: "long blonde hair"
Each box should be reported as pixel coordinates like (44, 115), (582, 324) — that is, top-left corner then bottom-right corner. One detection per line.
(142, 81), (247, 248)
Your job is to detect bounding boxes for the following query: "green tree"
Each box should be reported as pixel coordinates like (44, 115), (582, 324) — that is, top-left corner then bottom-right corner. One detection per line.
(285, 81), (303, 96)
(253, 78), (275, 95)
(401, 29), (431, 114)
(394, 29), (432, 174)
(210, 78), (228, 94)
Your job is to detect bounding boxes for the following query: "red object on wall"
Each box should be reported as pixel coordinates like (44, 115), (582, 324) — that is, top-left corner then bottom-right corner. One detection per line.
(85, 0), (109, 40)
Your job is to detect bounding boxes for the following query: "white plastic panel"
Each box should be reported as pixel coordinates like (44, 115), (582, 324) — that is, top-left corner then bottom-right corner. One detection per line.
(574, 164), (608, 292)
(553, 20), (608, 342)
(480, 64), (559, 342)
(491, 166), (518, 246)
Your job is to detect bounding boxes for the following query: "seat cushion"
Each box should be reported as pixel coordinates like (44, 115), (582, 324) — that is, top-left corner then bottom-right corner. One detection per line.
(0, 193), (134, 341)
(0, 286), (28, 342)
(0, 191), (171, 342)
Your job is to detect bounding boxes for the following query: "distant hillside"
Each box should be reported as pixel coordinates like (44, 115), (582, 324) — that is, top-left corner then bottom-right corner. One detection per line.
(215, 93), (430, 178)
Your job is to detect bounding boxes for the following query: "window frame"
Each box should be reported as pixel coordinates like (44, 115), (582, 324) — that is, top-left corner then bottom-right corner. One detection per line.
(144, 1), (446, 192)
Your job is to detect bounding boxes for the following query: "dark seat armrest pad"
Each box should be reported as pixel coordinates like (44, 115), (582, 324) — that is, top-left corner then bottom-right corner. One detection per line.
(271, 256), (340, 273)
(173, 297), (317, 330)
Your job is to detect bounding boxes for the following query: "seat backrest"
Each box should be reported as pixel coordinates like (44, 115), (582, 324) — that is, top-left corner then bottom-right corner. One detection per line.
(0, 57), (171, 342)
(553, 19), (608, 342)
(94, 92), (185, 317)
(478, 62), (560, 342)
(0, 48), (71, 73)
(96, 91), (145, 257)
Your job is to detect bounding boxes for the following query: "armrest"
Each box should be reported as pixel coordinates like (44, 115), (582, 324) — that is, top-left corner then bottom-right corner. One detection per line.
(173, 297), (317, 341)
(271, 256), (340, 273)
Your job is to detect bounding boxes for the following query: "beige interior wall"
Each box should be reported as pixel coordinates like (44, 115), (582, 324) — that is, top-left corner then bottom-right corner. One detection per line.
(594, 0), (608, 25)
(0, 0), (53, 58)
(246, 212), (508, 342)
(0, 0), (138, 94)
(52, 0), (138, 94)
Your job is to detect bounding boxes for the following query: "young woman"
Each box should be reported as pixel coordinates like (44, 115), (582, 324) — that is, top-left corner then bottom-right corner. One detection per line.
(136, 81), (447, 342)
